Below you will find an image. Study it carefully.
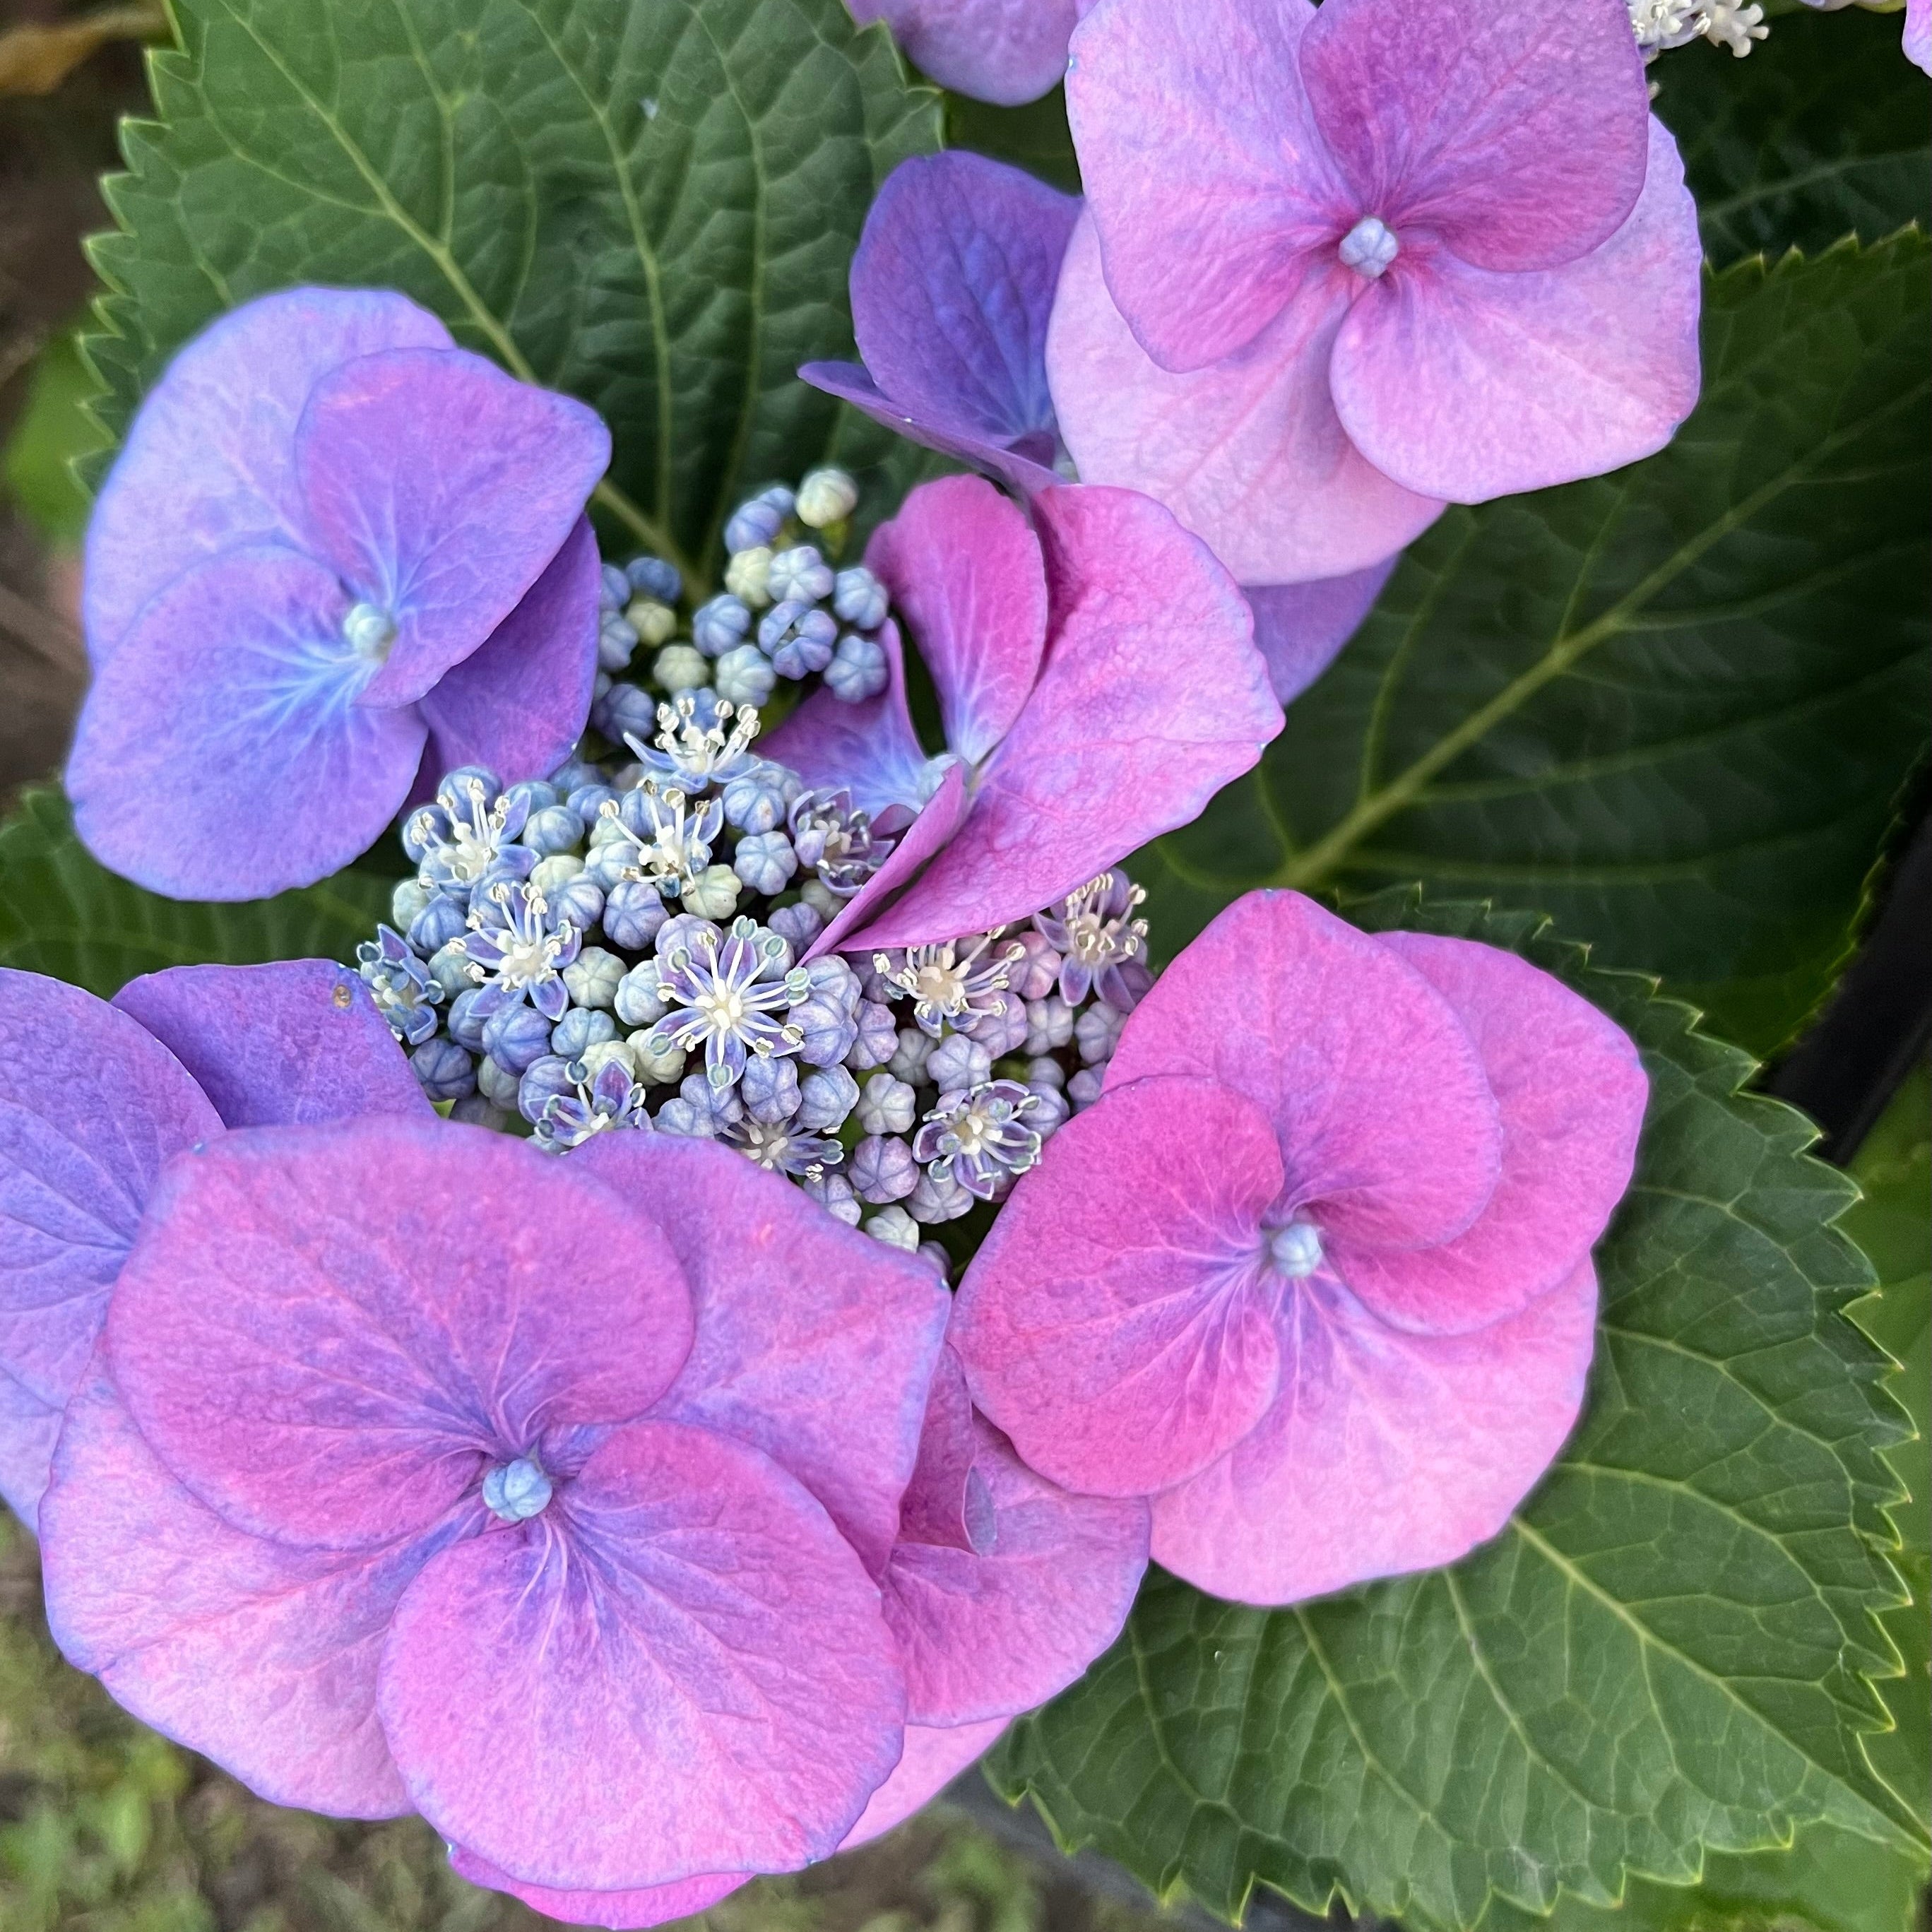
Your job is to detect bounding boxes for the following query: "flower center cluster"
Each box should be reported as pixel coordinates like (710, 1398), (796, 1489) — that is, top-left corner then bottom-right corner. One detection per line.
(1268, 1218), (1324, 1279)
(341, 600), (397, 661)
(1338, 215), (1399, 280)
(481, 1456), (552, 1522)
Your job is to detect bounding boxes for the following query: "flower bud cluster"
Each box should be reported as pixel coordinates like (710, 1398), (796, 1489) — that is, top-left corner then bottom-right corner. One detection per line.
(362, 771), (1154, 1276)
(588, 466), (891, 747)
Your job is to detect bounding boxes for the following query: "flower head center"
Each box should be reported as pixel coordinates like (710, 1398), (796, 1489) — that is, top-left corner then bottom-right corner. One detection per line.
(482, 1456), (552, 1522)
(1269, 1218), (1324, 1278)
(1338, 215), (1399, 280)
(342, 601), (398, 660)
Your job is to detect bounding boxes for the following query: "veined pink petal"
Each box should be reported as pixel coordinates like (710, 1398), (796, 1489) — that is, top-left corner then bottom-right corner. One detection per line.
(0, 972), (218, 1523)
(42, 1369), (439, 1817)
(807, 764), (971, 961)
(409, 516), (602, 805)
(112, 960), (426, 1130)
(447, 1849), (747, 1929)
(1149, 1258), (1599, 1604)
(295, 348), (609, 709)
(849, 0), (1079, 106)
(1067, 0), (1346, 370)
(574, 1132), (951, 1577)
(848, 483), (1278, 951)
(1300, 0), (1649, 273)
(954, 1076), (1286, 1498)
(1329, 933), (1647, 1335)
(1331, 119), (1702, 505)
(839, 1718), (1012, 1848)
(378, 1420), (906, 1889)
(1245, 559), (1395, 706)
(83, 288), (452, 660)
(869, 475), (1049, 768)
(1049, 215), (1445, 583)
(104, 1121), (694, 1553)
(1106, 892), (1502, 1252)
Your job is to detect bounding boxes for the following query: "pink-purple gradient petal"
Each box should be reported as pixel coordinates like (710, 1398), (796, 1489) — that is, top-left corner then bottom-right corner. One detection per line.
(848, 0), (1079, 105)
(763, 617), (932, 820)
(841, 1718), (1012, 1849)
(447, 1848), (749, 1930)
(1245, 559), (1394, 705)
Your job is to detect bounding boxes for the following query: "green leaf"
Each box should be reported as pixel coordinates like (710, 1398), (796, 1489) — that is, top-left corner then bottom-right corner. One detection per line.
(1653, 4), (1931, 267)
(1, 329), (109, 544)
(944, 85), (1079, 194)
(78, 0), (942, 586)
(1138, 237), (1932, 1057)
(986, 893), (1922, 1932)
(0, 788), (392, 997)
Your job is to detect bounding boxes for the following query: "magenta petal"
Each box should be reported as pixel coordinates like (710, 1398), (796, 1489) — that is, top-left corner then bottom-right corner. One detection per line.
(379, 1419), (906, 1889)
(41, 1370), (434, 1815)
(848, 154), (1079, 460)
(295, 348), (610, 709)
(851, 484), (1280, 952)
(66, 550), (428, 901)
(840, 1718), (1010, 1849)
(1067, 0), (1346, 371)
(448, 1848), (747, 1929)
(410, 516), (601, 804)
(869, 475), (1049, 766)
(1106, 892), (1503, 1250)
(762, 617), (932, 819)
(1048, 215), (1445, 582)
(112, 961), (426, 1130)
(954, 1076), (1285, 1498)
(1149, 1258), (1599, 1605)
(848, 0), (1078, 105)
(1245, 559), (1394, 706)
(801, 361), (1063, 499)
(574, 1132), (950, 1576)
(0, 971), (218, 1523)
(83, 288), (452, 661)
(1331, 120), (1702, 505)
(1300, 0), (1649, 273)
(1329, 932), (1647, 1335)
(807, 764), (971, 961)
(896, 1346), (988, 1553)
(887, 1409), (1149, 1723)
(105, 1121), (694, 1553)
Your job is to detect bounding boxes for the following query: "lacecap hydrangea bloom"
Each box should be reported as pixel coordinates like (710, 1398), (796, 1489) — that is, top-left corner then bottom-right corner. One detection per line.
(37, 1119), (1144, 1928)
(69, 288), (610, 899)
(0, 961), (426, 1524)
(1048, 0), (1705, 585)
(953, 891), (1648, 1606)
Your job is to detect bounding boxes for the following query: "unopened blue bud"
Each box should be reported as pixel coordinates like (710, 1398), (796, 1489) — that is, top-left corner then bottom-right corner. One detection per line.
(411, 1035), (475, 1103)
(600, 562), (632, 611)
(722, 769), (787, 834)
(692, 594), (752, 658)
(733, 831), (798, 896)
(446, 986), (490, 1052)
(627, 555), (683, 605)
(764, 605), (838, 680)
(427, 942), (474, 1002)
(1068, 1065), (1106, 1112)
(518, 1055), (576, 1125)
(851, 1134), (918, 1204)
(928, 1033), (992, 1094)
(568, 783), (621, 831)
(407, 894), (469, 958)
(825, 632), (889, 703)
(547, 875), (605, 937)
(505, 778), (559, 816)
(614, 961), (669, 1028)
(437, 766), (502, 816)
(798, 1065), (860, 1132)
(605, 879), (671, 953)
(844, 1000), (899, 1070)
(448, 1092), (512, 1131)
(767, 545), (834, 605)
(741, 1053), (801, 1126)
(401, 805), (449, 865)
(521, 804), (584, 858)
(593, 683), (660, 745)
(714, 644), (776, 707)
(477, 1053), (523, 1110)
(549, 756), (603, 796)
(769, 901), (824, 952)
(833, 567), (888, 630)
(552, 1006), (617, 1060)
(598, 613), (640, 672)
(799, 1169), (862, 1228)
(725, 497), (786, 554)
(483, 1003), (554, 1074)
(564, 946), (627, 1010)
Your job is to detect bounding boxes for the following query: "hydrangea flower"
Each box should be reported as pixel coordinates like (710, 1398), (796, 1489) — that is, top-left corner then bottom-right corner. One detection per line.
(1047, 0), (1704, 584)
(69, 288), (611, 899)
(455, 879), (583, 1021)
(845, 0), (1081, 104)
(802, 154), (1079, 497)
(649, 918), (812, 1089)
(952, 891), (1649, 1606)
(765, 475), (1279, 954)
(41, 1122), (950, 1907)
(1033, 870), (1151, 1010)
(0, 961), (424, 1525)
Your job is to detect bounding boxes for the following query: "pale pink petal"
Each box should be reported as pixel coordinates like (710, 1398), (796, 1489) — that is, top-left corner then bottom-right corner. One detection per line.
(1329, 933), (1647, 1334)
(1048, 215), (1445, 582)
(41, 1370), (439, 1816)
(868, 476), (1049, 767)
(1245, 558), (1394, 706)
(105, 1121), (693, 1553)
(896, 1346), (990, 1554)
(1300, 0), (1649, 273)
(112, 960), (426, 1130)
(1907, 0), (1931, 74)
(448, 1849), (747, 1929)
(840, 1719), (1011, 1848)
(295, 348), (610, 709)
(1066, 0), (1347, 369)
(761, 617), (933, 820)
(83, 288), (452, 660)
(378, 1420), (906, 1889)
(1149, 1259), (1599, 1605)
(848, 484), (1279, 951)
(1330, 119), (1702, 505)
(1105, 892), (1502, 1251)
(953, 1077), (1285, 1498)
(574, 1132), (951, 1577)
(0, 971), (218, 1524)
(807, 764), (971, 961)
(850, 0), (1079, 106)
